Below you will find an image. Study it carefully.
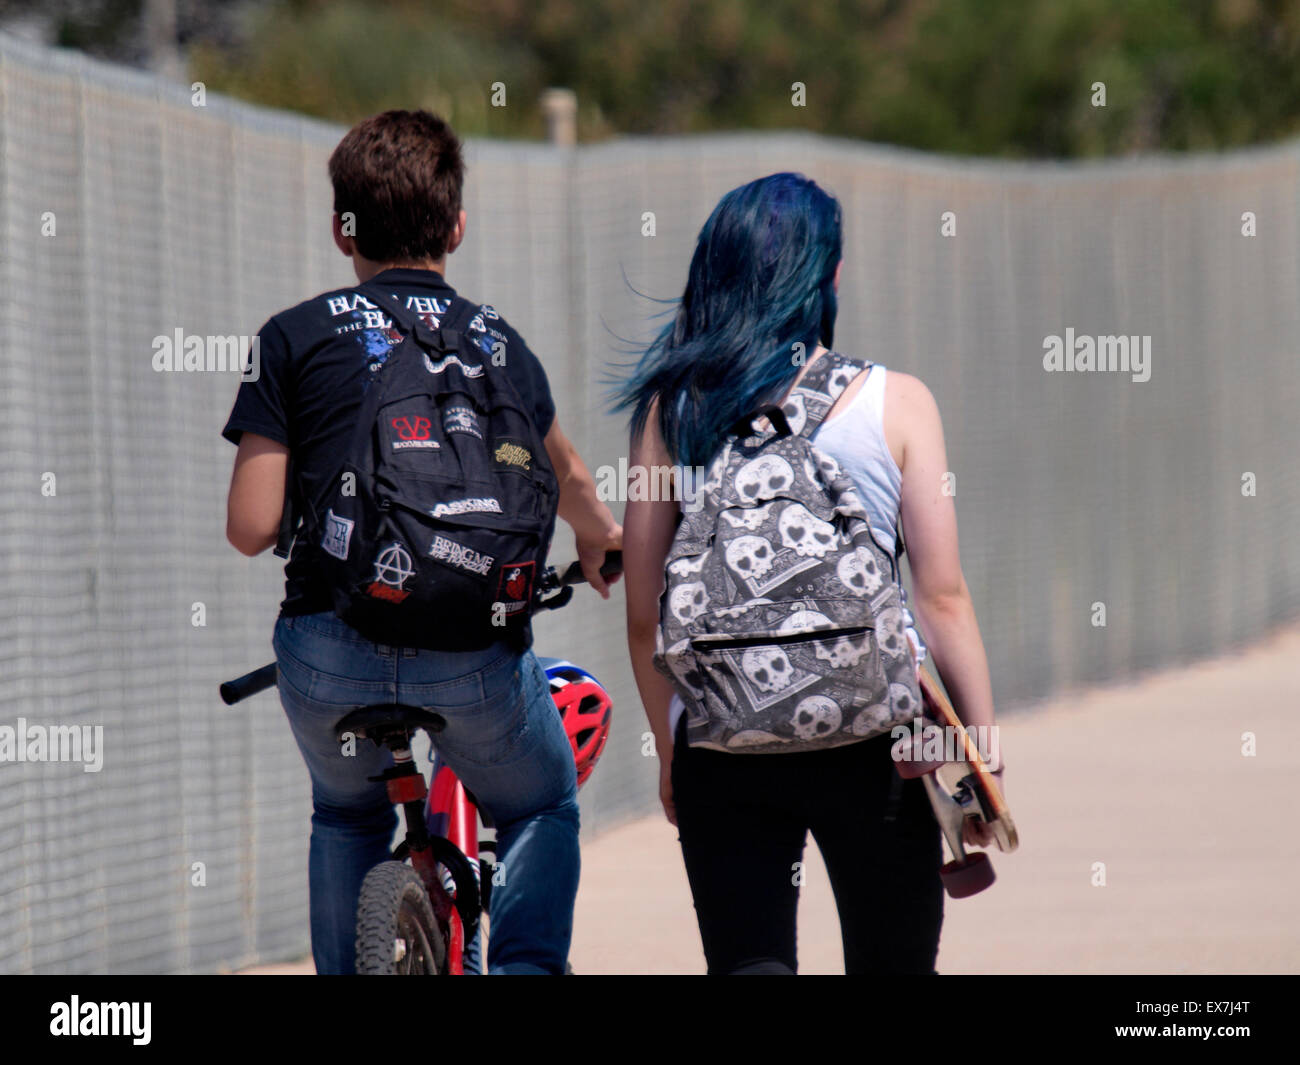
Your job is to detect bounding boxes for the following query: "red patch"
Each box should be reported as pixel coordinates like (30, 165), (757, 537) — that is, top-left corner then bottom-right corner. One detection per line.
(391, 415), (432, 440)
(498, 561), (535, 604)
(365, 582), (411, 603)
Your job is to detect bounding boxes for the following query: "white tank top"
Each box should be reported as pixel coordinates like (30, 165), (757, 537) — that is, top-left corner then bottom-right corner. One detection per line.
(813, 362), (925, 663)
(812, 363), (901, 554)
(666, 361), (926, 739)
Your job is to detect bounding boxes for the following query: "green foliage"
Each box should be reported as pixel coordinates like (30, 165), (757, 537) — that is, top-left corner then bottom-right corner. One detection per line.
(189, 1), (543, 135)
(46, 0), (1300, 155)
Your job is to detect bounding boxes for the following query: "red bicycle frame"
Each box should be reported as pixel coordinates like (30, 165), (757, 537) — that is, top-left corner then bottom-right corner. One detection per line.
(425, 763), (479, 974)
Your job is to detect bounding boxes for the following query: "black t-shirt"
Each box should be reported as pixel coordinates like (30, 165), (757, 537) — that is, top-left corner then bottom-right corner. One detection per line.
(222, 267), (557, 622)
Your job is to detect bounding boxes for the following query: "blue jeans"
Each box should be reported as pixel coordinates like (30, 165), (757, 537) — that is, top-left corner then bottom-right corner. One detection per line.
(272, 611), (580, 975)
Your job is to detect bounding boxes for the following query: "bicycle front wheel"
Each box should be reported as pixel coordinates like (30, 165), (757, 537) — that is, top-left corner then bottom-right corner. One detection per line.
(355, 861), (446, 975)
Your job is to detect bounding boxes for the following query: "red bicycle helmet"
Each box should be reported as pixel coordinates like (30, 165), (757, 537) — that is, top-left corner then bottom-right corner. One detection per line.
(543, 659), (612, 788)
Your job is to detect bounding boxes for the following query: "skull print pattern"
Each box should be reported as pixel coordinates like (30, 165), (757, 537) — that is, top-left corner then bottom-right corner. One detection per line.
(654, 351), (923, 754)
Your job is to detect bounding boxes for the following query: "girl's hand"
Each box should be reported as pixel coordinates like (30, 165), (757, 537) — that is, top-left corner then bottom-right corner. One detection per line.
(961, 767), (1005, 847)
(963, 819), (995, 848)
(659, 756), (677, 826)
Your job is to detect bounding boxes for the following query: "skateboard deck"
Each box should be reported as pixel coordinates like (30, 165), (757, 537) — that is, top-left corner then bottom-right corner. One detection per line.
(898, 663), (1018, 897)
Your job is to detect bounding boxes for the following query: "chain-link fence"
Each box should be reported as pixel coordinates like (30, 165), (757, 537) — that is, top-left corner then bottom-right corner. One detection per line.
(2, 34), (1297, 973)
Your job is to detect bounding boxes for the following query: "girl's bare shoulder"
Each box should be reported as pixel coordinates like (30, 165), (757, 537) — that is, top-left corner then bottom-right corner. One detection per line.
(881, 369), (938, 412)
(880, 369), (943, 471)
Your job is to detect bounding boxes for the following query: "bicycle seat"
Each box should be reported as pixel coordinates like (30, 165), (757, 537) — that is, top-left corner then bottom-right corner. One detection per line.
(334, 704), (447, 743)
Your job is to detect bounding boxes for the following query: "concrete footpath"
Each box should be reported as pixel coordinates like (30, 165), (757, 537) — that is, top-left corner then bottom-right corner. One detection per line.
(242, 624), (1300, 975)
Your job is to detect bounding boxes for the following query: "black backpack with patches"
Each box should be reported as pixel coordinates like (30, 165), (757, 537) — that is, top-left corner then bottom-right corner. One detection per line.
(295, 283), (559, 650)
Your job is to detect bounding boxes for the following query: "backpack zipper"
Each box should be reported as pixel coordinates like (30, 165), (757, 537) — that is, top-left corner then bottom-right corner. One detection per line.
(691, 625), (871, 651)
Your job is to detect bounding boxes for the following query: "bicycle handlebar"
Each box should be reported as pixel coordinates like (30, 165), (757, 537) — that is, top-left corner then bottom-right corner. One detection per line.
(533, 550), (623, 610)
(219, 551), (622, 706)
(219, 662), (277, 705)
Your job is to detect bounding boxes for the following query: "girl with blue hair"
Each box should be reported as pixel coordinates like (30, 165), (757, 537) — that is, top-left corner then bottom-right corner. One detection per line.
(618, 173), (1000, 974)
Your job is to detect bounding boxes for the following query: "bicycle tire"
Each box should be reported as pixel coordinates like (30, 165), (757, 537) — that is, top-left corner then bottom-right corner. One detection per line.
(355, 861), (446, 975)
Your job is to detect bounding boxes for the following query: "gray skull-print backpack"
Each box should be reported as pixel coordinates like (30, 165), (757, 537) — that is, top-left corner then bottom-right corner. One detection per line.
(653, 352), (922, 753)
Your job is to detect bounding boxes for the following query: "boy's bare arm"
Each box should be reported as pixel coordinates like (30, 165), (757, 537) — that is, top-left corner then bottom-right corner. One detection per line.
(544, 420), (623, 595)
(227, 432), (289, 556)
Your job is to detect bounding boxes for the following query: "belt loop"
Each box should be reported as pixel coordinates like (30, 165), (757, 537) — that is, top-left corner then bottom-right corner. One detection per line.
(402, 646), (418, 658)
(375, 642), (394, 657)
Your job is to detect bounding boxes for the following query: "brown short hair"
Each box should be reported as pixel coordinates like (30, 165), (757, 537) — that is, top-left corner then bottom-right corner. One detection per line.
(328, 110), (465, 264)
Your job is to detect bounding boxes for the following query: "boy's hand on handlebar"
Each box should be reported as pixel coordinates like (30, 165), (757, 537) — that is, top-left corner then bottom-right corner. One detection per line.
(577, 525), (623, 598)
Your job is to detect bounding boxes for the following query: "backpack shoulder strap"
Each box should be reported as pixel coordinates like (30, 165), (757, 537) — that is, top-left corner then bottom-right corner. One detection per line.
(430, 293), (479, 349)
(355, 281), (476, 353)
(790, 351), (873, 439)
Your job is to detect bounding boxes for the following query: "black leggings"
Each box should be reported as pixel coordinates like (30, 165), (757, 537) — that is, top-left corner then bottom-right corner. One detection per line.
(671, 718), (944, 974)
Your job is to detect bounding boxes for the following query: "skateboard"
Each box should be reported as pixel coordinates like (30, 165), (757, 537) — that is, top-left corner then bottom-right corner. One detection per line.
(894, 663), (1018, 898)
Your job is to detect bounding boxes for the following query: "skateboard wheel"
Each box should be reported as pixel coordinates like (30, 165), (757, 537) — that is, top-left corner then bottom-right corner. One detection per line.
(940, 851), (995, 898)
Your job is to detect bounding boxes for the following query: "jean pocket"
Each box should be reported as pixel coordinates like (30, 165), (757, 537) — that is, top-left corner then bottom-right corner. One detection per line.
(273, 623), (314, 701)
(276, 665), (316, 712)
(430, 675), (530, 769)
(478, 650), (524, 704)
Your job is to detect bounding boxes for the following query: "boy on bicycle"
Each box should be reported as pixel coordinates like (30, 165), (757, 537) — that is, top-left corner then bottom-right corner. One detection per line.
(221, 110), (621, 974)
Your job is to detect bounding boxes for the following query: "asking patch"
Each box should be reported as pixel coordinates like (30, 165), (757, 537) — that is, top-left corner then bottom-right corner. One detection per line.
(430, 497), (502, 518)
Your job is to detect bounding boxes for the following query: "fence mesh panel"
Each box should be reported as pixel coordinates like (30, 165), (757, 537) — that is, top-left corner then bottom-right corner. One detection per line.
(1, 35), (1297, 972)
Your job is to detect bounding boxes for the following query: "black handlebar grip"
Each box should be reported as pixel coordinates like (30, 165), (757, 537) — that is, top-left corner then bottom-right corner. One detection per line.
(559, 550), (623, 588)
(220, 663), (278, 705)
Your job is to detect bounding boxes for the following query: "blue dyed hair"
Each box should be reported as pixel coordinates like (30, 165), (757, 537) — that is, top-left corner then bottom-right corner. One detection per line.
(614, 172), (842, 468)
